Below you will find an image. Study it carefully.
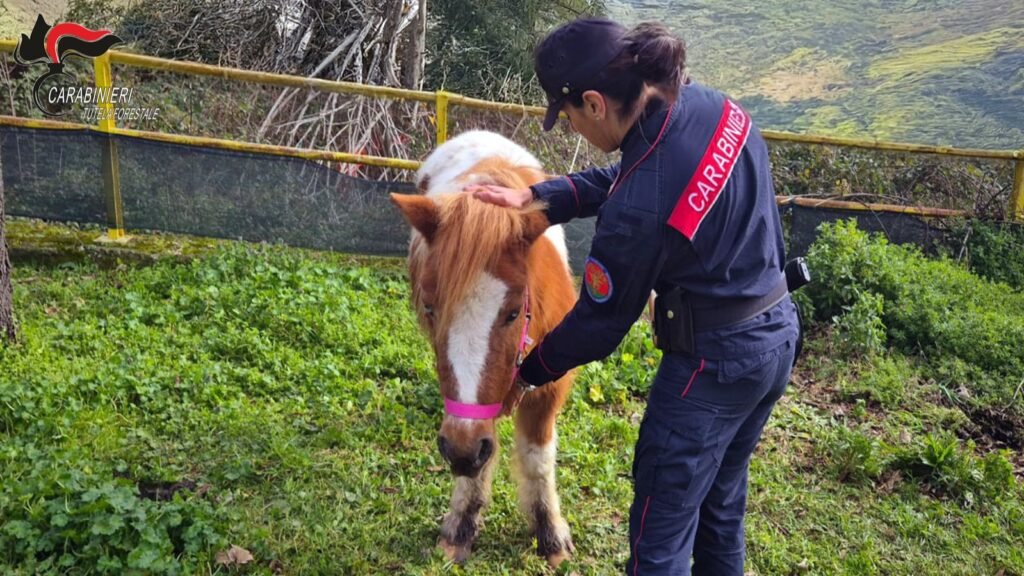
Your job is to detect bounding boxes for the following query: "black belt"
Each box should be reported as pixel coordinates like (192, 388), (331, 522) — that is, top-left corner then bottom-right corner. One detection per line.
(654, 261), (810, 359)
(652, 275), (791, 354)
(686, 276), (789, 331)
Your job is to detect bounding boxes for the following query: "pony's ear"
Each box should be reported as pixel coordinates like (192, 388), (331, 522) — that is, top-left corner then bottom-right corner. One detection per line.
(521, 208), (551, 245)
(390, 193), (439, 242)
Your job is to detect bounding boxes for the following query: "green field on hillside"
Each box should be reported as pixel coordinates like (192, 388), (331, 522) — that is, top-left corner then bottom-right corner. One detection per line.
(1, 221), (1021, 574)
(611, 0), (1024, 149)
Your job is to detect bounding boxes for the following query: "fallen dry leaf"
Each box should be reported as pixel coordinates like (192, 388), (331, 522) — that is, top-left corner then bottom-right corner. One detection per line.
(877, 470), (902, 495)
(426, 465), (445, 473)
(215, 545), (254, 567)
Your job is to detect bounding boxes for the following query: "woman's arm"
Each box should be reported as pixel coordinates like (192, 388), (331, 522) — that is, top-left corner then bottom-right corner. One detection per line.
(516, 205), (666, 386)
(469, 164), (620, 225)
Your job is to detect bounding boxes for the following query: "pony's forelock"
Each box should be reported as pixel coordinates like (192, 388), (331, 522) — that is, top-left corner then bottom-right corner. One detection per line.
(430, 194), (526, 336)
(410, 158), (549, 338)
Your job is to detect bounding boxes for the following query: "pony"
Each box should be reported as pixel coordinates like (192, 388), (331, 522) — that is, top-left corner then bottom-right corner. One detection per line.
(390, 130), (578, 567)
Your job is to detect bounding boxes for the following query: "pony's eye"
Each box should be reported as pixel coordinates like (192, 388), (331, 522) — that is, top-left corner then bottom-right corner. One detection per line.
(504, 310), (520, 325)
(424, 305), (435, 318)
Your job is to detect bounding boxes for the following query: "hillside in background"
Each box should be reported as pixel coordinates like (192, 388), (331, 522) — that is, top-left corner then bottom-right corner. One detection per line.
(0, 0), (66, 42)
(2, 0), (1022, 150)
(610, 0), (1024, 149)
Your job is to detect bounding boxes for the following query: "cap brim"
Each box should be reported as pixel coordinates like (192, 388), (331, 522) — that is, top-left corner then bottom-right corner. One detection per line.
(542, 98), (563, 131)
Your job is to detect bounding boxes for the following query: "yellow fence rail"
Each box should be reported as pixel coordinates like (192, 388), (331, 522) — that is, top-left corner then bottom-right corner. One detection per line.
(0, 38), (1022, 229)
(776, 196), (967, 218)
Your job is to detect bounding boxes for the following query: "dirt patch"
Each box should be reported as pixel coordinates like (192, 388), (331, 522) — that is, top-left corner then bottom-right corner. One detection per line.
(114, 474), (210, 501)
(963, 406), (1022, 447)
(957, 406), (1024, 480)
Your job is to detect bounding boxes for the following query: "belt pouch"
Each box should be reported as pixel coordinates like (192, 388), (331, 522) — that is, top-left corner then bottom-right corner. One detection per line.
(653, 287), (695, 354)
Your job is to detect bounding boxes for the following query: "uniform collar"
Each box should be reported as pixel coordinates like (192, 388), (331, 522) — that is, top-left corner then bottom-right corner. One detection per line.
(618, 81), (690, 158)
(620, 99), (668, 154)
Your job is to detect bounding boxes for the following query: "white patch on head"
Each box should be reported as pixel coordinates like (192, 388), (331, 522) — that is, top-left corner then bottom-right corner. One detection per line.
(413, 130), (572, 270)
(446, 272), (508, 403)
(417, 130), (542, 197)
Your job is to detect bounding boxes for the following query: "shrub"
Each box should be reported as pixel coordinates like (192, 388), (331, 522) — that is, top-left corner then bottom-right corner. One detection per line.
(890, 433), (1017, 508)
(838, 355), (914, 409)
(959, 220), (1024, 289)
(832, 290), (887, 357)
(575, 321), (660, 406)
(805, 220), (1024, 428)
(823, 426), (884, 485)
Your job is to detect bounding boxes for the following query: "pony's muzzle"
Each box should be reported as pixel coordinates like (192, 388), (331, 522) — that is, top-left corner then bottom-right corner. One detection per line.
(438, 435), (494, 477)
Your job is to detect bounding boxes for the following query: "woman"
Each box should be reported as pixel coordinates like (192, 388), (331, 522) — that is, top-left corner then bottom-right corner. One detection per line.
(467, 17), (799, 576)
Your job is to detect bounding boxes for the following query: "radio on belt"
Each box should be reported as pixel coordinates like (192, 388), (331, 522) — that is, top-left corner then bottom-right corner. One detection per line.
(785, 257), (811, 292)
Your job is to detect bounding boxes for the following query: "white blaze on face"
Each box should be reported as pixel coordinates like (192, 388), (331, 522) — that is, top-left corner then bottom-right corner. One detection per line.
(446, 272), (508, 403)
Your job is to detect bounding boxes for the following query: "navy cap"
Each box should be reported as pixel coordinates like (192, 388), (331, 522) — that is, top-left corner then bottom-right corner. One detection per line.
(534, 18), (627, 131)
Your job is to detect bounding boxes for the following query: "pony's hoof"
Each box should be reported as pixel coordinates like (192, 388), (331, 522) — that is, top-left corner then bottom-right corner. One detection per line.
(545, 547), (572, 569)
(438, 537), (472, 564)
(538, 533), (575, 568)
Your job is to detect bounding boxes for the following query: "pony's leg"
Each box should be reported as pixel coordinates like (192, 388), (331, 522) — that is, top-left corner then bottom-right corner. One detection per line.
(438, 440), (498, 563)
(513, 382), (574, 568)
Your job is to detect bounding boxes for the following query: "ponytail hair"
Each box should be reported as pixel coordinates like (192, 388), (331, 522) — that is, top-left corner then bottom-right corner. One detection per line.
(628, 23), (686, 92)
(566, 22), (686, 118)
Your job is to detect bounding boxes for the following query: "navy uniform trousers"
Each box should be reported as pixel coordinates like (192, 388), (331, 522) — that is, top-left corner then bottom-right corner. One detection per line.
(626, 337), (796, 575)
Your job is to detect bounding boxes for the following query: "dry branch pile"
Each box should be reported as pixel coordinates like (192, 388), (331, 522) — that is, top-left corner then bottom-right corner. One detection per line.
(118, 0), (430, 179)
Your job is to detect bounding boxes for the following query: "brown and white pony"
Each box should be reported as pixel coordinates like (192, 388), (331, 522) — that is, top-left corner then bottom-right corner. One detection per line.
(390, 131), (577, 567)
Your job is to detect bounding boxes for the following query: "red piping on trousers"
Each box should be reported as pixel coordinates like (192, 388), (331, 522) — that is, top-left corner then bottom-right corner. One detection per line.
(681, 358), (706, 398)
(633, 495), (652, 575)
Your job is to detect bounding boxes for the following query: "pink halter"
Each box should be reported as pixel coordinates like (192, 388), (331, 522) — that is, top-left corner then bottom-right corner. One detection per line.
(443, 287), (533, 420)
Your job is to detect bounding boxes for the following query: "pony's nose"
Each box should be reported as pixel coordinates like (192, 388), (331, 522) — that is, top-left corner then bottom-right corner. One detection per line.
(438, 435), (494, 477)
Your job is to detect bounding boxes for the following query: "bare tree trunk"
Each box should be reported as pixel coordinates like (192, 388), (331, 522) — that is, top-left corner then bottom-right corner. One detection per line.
(400, 0), (426, 89)
(377, 0), (405, 86)
(0, 148), (16, 343)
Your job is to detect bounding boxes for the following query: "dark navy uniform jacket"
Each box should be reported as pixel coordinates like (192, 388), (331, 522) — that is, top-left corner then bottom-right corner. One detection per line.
(518, 80), (799, 386)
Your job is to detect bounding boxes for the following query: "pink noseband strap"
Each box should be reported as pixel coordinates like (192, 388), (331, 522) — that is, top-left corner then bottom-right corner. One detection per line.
(444, 398), (503, 420)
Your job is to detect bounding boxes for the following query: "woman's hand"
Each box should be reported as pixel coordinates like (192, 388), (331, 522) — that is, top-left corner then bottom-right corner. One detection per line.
(465, 184), (534, 209)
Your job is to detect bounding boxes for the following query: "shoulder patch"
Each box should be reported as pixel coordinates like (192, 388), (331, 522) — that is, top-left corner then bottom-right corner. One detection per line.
(667, 98), (752, 240)
(584, 257), (613, 303)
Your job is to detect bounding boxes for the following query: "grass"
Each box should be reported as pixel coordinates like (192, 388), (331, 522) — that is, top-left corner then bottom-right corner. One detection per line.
(1, 222), (1022, 574)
